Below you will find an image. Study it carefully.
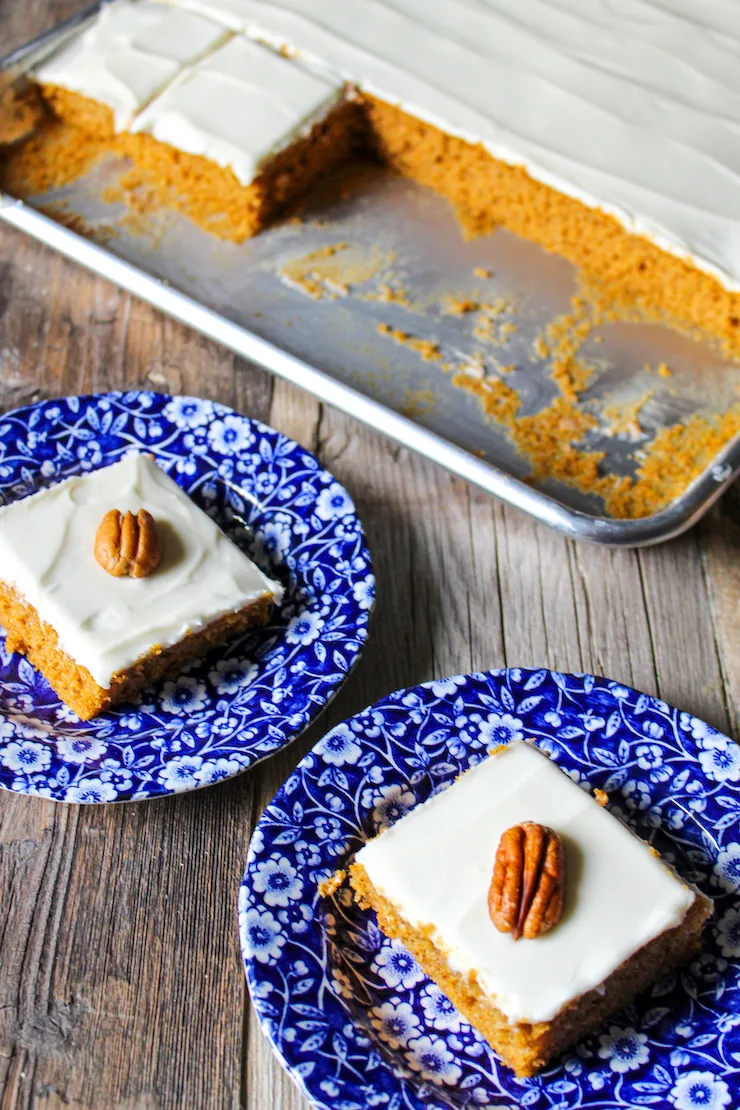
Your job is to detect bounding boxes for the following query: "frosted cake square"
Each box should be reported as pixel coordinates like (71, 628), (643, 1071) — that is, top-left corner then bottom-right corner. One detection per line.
(35, 0), (227, 134)
(125, 35), (357, 240)
(0, 453), (283, 720)
(349, 740), (712, 1077)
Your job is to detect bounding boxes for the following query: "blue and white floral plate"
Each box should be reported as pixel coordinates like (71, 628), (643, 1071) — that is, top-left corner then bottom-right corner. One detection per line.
(241, 669), (740, 1110)
(0, 391), (374, 803)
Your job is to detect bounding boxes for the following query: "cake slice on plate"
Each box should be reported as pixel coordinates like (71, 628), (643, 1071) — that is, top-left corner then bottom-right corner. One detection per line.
(0, 452), (283, 720)
(350, 739), (712, 1077)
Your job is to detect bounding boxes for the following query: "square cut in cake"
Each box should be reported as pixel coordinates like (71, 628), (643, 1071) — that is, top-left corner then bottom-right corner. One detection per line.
(349, 740), (713, 1078)
(35, 0), (228, 135)
(0, 453), (283, 720)
(125, 35), (360, 241)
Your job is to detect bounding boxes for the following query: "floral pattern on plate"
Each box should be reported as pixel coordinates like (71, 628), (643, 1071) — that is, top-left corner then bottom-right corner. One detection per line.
(241, 669), (740, 1110)
(0, 391), (373, 803)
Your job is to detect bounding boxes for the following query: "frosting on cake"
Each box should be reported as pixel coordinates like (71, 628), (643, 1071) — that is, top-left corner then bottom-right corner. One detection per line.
(36, 0), (227, 129)
(0, 453), (283, 689)
(165, 0), (740, 291)
(132, 36), (344, 186)
(354, 739), (696, 1024)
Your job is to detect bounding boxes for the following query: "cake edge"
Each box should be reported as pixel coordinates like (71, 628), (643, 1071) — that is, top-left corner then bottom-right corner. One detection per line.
(0, 579), (274, 720)
(363, 94), (740, 361)
(37, 83), (368, 243)
(349, 859), (711, 1077)
(20, 80), (740, 358)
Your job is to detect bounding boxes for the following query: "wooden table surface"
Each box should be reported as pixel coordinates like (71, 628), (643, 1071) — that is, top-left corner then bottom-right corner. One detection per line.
(2, 4), (740, 1108)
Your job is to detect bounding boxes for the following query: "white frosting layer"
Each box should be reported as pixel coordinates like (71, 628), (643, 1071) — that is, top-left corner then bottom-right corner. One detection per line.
(165, 0), (740, 291)
(132, 36), (344, 186)
(355, 740), (696, 1024)
(0, 453), (283, 689)
(36, 0), (227, 129)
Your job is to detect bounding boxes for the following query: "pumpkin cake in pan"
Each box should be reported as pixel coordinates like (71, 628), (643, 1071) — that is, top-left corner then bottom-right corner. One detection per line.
(9, 0), (740, 358)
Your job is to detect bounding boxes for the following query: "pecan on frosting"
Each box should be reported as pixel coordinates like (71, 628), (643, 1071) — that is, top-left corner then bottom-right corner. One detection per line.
(94, 508), (162, 579)
(488, 821), (565, 941)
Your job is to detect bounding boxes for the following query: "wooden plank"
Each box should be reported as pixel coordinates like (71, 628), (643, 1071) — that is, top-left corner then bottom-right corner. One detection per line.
(699, 491), (740, 738)
(2, 4), (739, 1108)
(0, 0), (89, 55)
(638, 532), (732, 735)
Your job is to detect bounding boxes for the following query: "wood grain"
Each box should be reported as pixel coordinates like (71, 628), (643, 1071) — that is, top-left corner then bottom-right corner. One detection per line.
(1, 4), (739, 1108)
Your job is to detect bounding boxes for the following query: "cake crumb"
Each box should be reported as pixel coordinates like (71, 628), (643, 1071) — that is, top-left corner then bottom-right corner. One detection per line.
(280, 242), (391, 300)
(444, 296), (479, 316)
(37, 202), (118, 244)
(593, 789), (609, 807)
(361, 282), (418, 311)
(376, 323), (442, 362)
(538, 296), (599, 404)
(452, 371), (520, 424)
(601, 391), (654, 442)
(319, 869), (346, 897)
(473, 267), (492, 279)
(644, 361), (674, 379)
(457, 351), (486, 379)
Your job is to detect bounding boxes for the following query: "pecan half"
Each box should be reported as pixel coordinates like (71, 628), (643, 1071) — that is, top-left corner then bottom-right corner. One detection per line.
(94, 509), (162, 579)
(488, 822), (565, 940)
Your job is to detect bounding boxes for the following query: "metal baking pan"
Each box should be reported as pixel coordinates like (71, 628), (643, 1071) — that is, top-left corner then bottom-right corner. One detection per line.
(2, 3), (739, 547)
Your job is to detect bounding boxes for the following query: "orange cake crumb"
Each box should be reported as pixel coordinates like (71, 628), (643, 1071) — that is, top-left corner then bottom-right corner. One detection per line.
(473, 304), (518, 348)
(452, 372), (521, 425)
(376, 323), (442, 363)
(601, 392), (655, 442)
(364, 282), (415, 309)
(536, 297), (598, 404)
(281, 242), (391, 299)
(444, 296), (479, 316)
(644, 361), (674, 379)
(604, 407), (740, 518)
(37, 202), (118, 244)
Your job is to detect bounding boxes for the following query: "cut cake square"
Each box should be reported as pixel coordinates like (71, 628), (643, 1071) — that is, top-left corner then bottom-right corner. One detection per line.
(125, 35), (359, 241)
(349, 739), (712, 1077)
(35, 0), (228, 135)
(0, 452), (283, 720)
